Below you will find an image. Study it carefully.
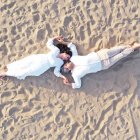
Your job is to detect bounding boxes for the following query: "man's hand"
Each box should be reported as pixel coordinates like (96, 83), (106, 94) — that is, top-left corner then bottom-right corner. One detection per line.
(61, 75), (69, 83)
(63, 79), (70, 85)
(63, 79), (71, 86)
(63, 77), (69, 83)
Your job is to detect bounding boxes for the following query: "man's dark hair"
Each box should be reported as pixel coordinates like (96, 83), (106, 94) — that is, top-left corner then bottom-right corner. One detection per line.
(60, 61), (71, 74)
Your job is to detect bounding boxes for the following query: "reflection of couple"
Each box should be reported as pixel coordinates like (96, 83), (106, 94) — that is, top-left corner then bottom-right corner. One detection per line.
(0, 36), (140, 88)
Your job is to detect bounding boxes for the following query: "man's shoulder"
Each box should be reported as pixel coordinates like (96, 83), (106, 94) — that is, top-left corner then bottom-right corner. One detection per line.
(72, 69), (82, 78)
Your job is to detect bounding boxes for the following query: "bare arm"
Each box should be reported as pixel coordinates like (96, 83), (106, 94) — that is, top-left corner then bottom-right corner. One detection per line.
(46, 36), (64, 50)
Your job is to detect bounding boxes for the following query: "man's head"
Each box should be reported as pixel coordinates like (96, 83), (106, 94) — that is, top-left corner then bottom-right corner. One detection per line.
(62, 61), (74, 73)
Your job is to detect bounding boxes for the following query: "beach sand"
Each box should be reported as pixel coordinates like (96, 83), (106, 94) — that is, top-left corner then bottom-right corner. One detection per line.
(0, 0), (140, 139)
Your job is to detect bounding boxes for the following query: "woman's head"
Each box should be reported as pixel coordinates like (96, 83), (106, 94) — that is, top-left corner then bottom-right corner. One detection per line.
(56, 44), (68, 52)
(59, 53), (70, 61)
(56, 43), (72, 60)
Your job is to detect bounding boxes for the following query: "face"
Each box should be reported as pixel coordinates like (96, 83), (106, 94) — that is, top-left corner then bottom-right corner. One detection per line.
(63, 62), (71, 73)
(61, 53), (70, 60)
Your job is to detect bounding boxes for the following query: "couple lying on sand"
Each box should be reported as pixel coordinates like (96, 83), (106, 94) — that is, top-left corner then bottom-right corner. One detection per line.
(0, 36), (140, 89)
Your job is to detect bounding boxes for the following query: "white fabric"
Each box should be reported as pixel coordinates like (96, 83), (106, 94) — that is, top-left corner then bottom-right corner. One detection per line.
(68, 43), (78, 56)
(6, 38), (64, 79)
(97, 45), (134, 70)
(70, 52), (102, 89)
(6, 38), (78, 80)
(71, 45), (134, 89)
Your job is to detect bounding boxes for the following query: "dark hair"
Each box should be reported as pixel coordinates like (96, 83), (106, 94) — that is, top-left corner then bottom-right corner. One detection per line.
(60, 61), (71, 74)
(56, 43), (72, 57)
(56, 43), (72, 73)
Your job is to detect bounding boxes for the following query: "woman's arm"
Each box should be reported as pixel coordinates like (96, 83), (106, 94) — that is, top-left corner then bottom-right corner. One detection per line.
(46, 36), (64, 50)
(68, 43), (78, 56)
(59, 40), (78, 56)
(49, 36), (79, 57)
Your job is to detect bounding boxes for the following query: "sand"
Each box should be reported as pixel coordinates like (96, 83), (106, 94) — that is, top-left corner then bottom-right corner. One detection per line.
(0, 0), (140, 140)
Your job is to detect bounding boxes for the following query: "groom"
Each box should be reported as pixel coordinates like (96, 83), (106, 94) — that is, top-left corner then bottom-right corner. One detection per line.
(62, 43), (140, 89)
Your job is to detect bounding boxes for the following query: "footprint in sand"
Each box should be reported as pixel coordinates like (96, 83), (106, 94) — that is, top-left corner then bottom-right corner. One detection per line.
(0, 76), (9, 87)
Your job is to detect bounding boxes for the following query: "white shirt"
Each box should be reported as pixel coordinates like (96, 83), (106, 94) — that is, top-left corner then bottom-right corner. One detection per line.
(70, 52), (102, 89)
(47, 38), (78, 77)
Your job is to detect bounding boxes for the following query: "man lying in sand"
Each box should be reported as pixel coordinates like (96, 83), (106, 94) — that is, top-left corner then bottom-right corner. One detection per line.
(62, 43), (140, 89)
(0, 36), (78, 81)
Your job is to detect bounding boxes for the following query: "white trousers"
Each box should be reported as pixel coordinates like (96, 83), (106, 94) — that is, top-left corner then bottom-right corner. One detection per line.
(97, 45), (134, 70)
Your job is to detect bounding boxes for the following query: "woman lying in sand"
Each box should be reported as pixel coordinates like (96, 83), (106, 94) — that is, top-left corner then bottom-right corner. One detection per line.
(0, 36), (78, 81)
(62, 43), (140, 89)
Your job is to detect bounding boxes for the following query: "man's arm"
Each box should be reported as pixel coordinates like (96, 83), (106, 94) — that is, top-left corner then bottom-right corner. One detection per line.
(54, 66), (62, 77)
(72, 75), (81, 89)
(54, 66), (69, 82)
(63, 74), (82, 89)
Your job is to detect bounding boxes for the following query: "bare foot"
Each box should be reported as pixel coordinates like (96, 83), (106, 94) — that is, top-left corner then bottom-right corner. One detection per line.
(0, 70), (6, 77)
(0, 76), (5, 80)
(132, 43), (140, 50)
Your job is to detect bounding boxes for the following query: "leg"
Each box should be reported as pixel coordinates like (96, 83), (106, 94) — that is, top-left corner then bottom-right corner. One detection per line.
(131, 43), (140, 50)
(99, 43), (140, 70)
(107, 44), (131, 58)
(108, 42), (140, 57)
(0, 66), (7, 77)
(0, 72), (6, 76)
(107, 47), (134, 68)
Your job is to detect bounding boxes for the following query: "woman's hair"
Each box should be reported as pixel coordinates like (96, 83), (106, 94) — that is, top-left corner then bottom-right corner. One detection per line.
(56, 43), (72, 57)
(56, 43), (72, 74)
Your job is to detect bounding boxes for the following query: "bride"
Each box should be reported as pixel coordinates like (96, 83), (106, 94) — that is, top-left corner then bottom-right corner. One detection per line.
(0, 36), (78, 81)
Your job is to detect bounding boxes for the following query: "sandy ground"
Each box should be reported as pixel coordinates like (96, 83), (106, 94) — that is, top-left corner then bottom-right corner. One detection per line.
(0, 0), (140, 140)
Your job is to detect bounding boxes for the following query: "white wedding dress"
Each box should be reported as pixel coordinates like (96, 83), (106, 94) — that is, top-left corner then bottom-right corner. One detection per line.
(6, 39), (63, 79)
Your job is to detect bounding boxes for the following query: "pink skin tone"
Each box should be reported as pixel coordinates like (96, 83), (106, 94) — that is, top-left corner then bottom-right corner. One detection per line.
(63, 62), (73, 73)
(59, 53), (70, 61)
(54, 36), (64, 42)
(132, 43), (140, 49)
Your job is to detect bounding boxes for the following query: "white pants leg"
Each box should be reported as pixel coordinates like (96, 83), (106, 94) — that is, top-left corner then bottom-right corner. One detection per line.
(97, 45), (134, 70)
(107, 45), (130, 58)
